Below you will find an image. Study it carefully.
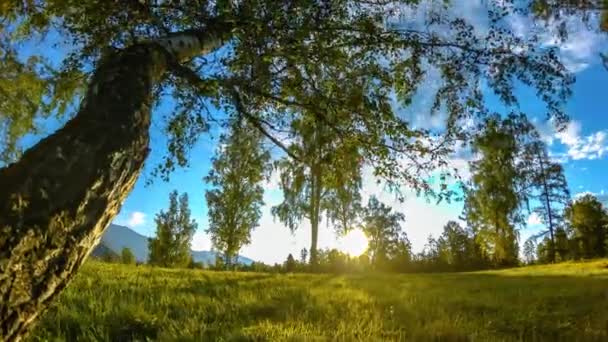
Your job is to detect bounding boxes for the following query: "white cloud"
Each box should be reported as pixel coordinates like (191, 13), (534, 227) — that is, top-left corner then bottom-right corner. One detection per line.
(568, 131), (608, 160)
(574, 191), (594, 199)
(191, 232), (212, 252)
(504, 9), (608, 73)
(532, 117), (558, 145)
(527, 212), (542, 226)
(554, 121), (608, 161)
(556, 120), (582, 146)
(127, 211), (146, 227)
(552, 24), (604, 72)
(446, 157), (472, 181)
(574, 191), (608, 205)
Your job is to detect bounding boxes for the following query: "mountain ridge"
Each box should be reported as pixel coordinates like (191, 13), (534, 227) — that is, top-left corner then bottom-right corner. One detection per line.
(94, 224), (254, 266)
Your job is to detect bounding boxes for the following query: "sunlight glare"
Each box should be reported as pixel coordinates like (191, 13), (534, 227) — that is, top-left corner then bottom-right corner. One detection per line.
(339, 229), (368, 256)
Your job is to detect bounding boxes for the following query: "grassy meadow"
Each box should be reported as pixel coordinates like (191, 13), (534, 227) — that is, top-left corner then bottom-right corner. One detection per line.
(30, 260), (608, 341)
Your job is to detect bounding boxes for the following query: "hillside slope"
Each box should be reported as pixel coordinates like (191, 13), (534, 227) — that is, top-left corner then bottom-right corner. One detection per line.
(98, 224), (254, 265)
(31, 260), (608, 341)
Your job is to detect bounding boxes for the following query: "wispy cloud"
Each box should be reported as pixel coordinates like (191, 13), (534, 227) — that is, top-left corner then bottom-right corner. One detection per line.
(504, 10), (607, 73)
(574, 190), (608, 205)
(544, 20), (605, 73)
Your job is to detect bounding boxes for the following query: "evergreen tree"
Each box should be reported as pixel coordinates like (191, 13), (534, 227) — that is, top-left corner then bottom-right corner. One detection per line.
(536, 237), (553, 264)
(523, 140), (570, 262)
(205, 119), (270, 268)
(214, 256), (226, 271)
(121, 247), (136, 265)
(565, 194), (608, 258)
(148, 191), (198, 268)
(99, 249), (119, 263)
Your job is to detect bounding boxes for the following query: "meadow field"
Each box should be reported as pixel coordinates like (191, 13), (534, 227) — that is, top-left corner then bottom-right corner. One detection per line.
(30, 260), (608, 341)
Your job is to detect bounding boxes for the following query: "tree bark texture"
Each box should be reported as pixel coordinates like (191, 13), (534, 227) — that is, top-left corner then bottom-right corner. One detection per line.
(0, 43), (169, 341)
(0, 21), (229, 338)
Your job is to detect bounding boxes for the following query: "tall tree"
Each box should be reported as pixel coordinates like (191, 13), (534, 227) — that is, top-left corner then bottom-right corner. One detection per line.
(564, 194), (608, 258)
(523, 140), (571, 262)
(272, 116), (362, 267)
(0, 1), (574, 338)
(523, 237), (537, 264)
(360, 196), (408, 270)
(554, 227), (571, 261)
(205, 119), (270, 268)
(464, 114), (535, 266)
(438, 221), (471, 269)
(148, 191), (198, 268)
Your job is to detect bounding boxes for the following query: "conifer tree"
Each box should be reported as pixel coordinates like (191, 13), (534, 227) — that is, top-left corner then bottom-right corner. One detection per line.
(521, 140), (570, 262)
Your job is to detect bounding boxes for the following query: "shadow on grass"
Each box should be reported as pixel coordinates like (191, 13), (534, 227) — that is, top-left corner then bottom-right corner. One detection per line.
(31, 268), (608, 341)
(346, 272), (608, 341)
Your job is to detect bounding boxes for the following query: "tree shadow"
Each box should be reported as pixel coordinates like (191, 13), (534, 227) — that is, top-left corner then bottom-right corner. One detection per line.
(345, 272), (608, 341)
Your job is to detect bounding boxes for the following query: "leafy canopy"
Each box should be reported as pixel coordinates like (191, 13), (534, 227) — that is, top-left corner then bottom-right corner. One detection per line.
(205, 119), (270, 266)
(1, 1), (573, 197)
(148, 190), (198, 268)
(464, 113), (539, 265)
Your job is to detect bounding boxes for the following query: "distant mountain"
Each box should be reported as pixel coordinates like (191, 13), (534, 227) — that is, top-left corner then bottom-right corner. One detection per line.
(100, 224), (149, 261)
(94, 224), (254, 266)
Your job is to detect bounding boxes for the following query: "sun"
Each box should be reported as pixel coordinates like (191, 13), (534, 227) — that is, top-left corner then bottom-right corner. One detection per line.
(339, 229), (369, 256)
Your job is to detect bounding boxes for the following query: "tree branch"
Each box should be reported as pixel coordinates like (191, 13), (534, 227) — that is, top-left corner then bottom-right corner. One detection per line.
(230, 88), (301, 162)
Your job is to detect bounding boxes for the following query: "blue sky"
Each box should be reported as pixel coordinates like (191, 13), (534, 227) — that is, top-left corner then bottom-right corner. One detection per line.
(112, 61), (608, 264)
(12, 3), (608, 264)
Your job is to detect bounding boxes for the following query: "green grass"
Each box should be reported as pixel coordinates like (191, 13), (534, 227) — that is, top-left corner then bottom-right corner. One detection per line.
(30, 260), (608, 341)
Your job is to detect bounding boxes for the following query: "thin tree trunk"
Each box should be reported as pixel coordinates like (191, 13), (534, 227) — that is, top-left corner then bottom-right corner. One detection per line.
(538, 152), (556, 263)
(309, 167), (319, 269)
(0, 30), (223, 340)
(308, 123), (326, 271)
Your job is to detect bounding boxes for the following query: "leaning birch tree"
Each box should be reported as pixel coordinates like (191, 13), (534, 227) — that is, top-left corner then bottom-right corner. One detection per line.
(0, 1), (573, 339)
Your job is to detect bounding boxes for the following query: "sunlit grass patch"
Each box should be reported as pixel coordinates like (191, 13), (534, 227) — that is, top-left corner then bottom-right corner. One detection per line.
(30, 260), (608, 341)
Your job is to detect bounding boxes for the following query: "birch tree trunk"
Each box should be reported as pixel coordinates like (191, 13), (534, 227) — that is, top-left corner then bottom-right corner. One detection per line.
(0, 30), (222, 341)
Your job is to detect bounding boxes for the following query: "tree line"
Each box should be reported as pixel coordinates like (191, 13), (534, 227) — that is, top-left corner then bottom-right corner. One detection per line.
(103, 122), (607, 272)
(98, 113), (607, 273)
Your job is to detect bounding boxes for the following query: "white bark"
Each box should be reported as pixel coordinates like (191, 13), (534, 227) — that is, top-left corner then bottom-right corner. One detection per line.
(155, 30), (224, 61)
